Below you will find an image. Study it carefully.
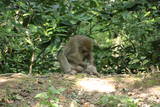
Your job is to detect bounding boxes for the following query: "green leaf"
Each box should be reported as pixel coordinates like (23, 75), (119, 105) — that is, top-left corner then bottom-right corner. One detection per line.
(51, 103), (59, 107)
(129, 59), (140, 64)
(58, 88), (66, 92)
(48, 86), (61, 95)
(29, 24), (38, 33)
(35, 92), (48, 99)
(15, 95), (23, 100)
(143, 60), (149, 65)
(70, 20), (77, 24)
(25, 38), (33, 46)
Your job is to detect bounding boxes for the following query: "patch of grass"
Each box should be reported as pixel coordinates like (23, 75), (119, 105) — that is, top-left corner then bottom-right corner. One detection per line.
(151, 103), (160, 107)
(75, 73), (88, 78)
(35, 85), (65, 107)
(133, 74), (160, 89)
(97, 95), (138, 107)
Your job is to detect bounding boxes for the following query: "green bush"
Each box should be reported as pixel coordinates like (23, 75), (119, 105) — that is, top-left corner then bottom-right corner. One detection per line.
(0, 0), (160, 74)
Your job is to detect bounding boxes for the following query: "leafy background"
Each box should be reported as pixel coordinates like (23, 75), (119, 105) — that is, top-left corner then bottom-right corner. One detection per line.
(0, 0), (160, 74)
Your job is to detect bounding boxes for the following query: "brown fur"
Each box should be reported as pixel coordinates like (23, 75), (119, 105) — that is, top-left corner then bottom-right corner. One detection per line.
(57, 35), (99, 75)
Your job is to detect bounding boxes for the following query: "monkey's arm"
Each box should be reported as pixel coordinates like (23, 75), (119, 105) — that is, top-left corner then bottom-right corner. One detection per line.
(67, 53), (85, 66)
(57, 50), (72, 73)
(88, 52), (94, 65)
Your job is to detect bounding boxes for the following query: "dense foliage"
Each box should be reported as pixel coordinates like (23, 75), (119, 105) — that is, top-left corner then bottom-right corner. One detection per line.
(0, 0), (160, 74)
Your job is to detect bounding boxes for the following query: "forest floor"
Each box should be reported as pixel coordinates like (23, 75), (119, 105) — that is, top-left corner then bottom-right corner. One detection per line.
(0, 72), (160, 107)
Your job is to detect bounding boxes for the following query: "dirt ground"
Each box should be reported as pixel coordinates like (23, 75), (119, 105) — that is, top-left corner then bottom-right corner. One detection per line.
(0, 72), (160, 107)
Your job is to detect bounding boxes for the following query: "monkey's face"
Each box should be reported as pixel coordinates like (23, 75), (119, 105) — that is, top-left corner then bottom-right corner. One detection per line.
(80, 47), (90, 57)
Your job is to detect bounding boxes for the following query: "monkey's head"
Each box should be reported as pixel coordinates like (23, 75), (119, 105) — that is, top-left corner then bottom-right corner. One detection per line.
(80, 38), (93, 57)
(80, 47), (90, 57)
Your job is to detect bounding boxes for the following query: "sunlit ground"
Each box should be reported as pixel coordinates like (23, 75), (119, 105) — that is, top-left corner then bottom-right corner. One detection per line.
(137, 86), (160, 97)
(0, 78), (8, 83)
(76, 78), (116, 93)
(0, 73), (27, 84)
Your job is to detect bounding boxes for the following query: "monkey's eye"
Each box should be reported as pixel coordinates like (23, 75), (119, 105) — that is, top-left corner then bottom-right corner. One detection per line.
(81, 50), (87, 53)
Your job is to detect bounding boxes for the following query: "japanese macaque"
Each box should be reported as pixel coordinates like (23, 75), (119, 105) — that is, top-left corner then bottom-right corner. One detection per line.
(57, 35), (99, 75)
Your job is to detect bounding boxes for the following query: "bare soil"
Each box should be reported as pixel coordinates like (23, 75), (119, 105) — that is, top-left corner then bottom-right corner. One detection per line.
(0, 72), (160, 107)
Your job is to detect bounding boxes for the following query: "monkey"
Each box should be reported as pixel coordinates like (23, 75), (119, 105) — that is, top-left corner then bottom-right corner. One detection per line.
(65, 35), (94, 66)
(57, 35), (99, 75)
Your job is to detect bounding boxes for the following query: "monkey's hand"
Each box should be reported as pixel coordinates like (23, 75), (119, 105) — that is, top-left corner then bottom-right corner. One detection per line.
(85, 65), (100, 77)
(79, 62), (88, 69)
